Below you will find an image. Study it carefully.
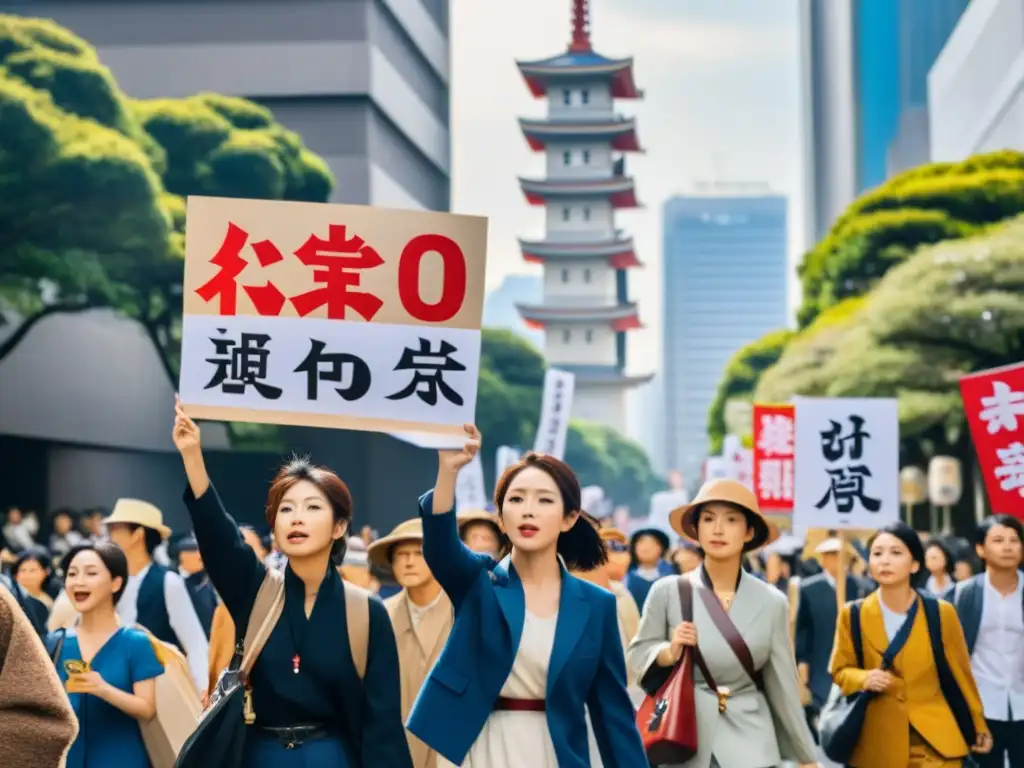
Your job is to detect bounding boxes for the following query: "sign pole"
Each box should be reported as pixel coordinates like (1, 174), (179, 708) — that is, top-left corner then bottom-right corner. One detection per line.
(835, 530), (848, 611)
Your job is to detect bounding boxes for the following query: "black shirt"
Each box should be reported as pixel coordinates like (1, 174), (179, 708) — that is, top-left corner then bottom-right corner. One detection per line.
(185, 484), (412, 768)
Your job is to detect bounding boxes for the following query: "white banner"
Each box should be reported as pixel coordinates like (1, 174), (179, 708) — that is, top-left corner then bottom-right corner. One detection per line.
(455, 453), (488, 513)
(533, 368), (575, 459)
(723, 434), (753, 489)
(495, 445), (522, 480)
(646, 489), (690, 540)
(793, 397), (899, 531)
(704, 457), (730, 482)
(581, 486), (605, 517)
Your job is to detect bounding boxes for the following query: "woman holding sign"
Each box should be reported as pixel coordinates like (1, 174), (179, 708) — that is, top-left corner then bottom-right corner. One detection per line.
(172, 399), (412, 768)
(407, 425), (647, 767)
(627, 478), (818, 768)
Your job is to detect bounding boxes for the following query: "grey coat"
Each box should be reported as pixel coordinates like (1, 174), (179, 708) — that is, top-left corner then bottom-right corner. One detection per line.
(626, 570), (817, 768)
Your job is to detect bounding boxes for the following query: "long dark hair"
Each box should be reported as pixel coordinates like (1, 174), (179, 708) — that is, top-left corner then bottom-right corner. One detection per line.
(867, 521), (926, 588)
(265, 457), (352, 563)
(493, 452), (606, 572)
(61, 541), (130, 604)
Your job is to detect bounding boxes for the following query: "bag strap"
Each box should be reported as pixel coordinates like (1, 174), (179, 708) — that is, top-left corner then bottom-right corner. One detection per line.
(879, 596), (918, 669)
(850, 601), (864, 669)
(46, 627), (67, 666)
(343, 581), (370, 680)
(676, 576), (717, 691)
(240, 569), (286, 676)
(920, 591), (978, 744)
(696, 583), (764, 690)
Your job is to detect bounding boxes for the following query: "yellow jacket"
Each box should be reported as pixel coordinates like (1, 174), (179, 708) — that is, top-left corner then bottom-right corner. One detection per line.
(830, 591), (987, 768)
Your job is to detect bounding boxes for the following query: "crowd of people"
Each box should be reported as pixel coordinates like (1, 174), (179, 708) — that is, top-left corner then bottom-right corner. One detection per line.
(0, 409), (1022, 767)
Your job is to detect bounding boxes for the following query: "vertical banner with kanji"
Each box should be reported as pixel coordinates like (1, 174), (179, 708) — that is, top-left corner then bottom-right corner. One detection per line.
(455, 454), (488, 513)
(533, 368), (575, 459)
(495, 445), (522, 481)
(178, 196), (488, 436)
(793, 397), (899, 531)
(753, 404), (795, 513)
(960, 362), (1024, 516)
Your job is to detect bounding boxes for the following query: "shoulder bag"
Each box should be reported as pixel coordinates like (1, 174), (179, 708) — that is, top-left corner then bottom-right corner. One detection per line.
(919, 591), (977, 747)
(636, 576), (717, 765)
(819, 597), (918, 764)
(695, 585), (765, 692)
(173, 569), (286, 768)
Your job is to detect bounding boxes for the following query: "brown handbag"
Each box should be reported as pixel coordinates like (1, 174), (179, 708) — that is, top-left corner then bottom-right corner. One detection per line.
(637, 576), (718, 764)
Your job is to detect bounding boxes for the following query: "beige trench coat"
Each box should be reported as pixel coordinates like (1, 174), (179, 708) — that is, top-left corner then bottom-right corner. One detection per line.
(384, 589), (454, 768)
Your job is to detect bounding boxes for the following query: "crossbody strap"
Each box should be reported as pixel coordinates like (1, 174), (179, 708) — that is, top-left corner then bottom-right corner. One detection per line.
(696, 585), (764, 690)
(850, 601), (864, 669)
(240, 568), (286, 676)
(879, 597), (918, 669)
(676, 576), (718, 690)
(343, 580), (369, 680)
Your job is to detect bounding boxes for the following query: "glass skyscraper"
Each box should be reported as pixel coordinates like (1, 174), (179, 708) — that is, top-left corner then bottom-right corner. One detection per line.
(661, 192), (789, 486)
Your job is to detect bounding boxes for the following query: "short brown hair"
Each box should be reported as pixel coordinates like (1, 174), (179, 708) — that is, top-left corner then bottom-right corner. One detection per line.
(493, 452), (606, 572)
(265, 457), (353, 563)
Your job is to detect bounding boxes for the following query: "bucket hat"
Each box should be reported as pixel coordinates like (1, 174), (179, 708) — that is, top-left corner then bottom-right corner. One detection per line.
(104, 499), (171, 539)
(366, 518), (424, 569)
(670, 479), (778, 552)
(456, 510), (502, 537)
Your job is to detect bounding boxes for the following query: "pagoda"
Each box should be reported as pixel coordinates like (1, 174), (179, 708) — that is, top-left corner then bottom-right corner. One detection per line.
(515, 0), (652, 433)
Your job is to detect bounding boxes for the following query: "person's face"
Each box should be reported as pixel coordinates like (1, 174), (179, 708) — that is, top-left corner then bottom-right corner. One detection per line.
(274, 479), (346, 559)
(632, 535), (664, 566)
(241, 528), (268, 561)
(391, 540), (434, 589)
(977, 523), (1023, 571)
(6, 508), (22, 525)
(15, 558), (47, 593)
(179, 549), (204, 575)
(53, 514), (73, 536)
(673, 547), (702, 574)
(605, 541), (630, 580)
(869, 532), (919, 587)
(462, 521), (500, 556)
(820, 551), (840, 577)
(65, 549), (121, 614)
(500, 466), (576, 555)
(954, 560), (974, 581)
(695, 503), (753, 561)
(107, 523), (143, 553)
(924, 544), (948, 576)
(83, 513), (103, 535)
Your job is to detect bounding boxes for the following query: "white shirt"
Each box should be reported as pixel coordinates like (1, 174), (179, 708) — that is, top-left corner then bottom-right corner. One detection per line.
(970, 572), (1024, 721)
(879, 599), (909, 643)
(119, 564), (209, 693)
(406, 592), (442, 628)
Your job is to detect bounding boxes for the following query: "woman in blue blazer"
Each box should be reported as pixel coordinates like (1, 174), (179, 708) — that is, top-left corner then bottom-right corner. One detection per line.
(407, 425), (648, 768)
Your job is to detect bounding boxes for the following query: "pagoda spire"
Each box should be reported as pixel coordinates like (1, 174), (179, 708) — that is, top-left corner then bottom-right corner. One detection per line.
(569, 0), (591, 52)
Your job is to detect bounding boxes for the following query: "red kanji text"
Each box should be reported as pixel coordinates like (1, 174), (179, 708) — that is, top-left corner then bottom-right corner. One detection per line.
(194, 222), (287, 316)
(290, 225), (385, 320)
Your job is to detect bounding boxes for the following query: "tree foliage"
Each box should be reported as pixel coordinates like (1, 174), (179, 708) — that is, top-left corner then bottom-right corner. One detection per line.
(706, 328), (795, 454)
(797, 150), (1024, 327)
(0, 15), (333, 376)
(477, 329), (662, 511)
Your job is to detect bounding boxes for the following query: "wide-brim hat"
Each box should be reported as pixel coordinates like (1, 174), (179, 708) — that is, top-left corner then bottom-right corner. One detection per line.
(366, 518), (424, 569)
(669, 479), (778, 552)
(456, 510), (502, 536)
(629, 527), (671, 553)
(105, 499), (171, 539)
(599, 528), (627, 546)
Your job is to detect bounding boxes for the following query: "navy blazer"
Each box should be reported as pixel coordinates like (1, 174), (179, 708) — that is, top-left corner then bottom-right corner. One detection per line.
(794, 572), (862, 707)
(406, 491), (647, 768)
(952, 574), (988, 655)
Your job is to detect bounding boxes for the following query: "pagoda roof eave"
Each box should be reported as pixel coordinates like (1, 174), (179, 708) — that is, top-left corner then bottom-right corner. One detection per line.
(518, 177), (640, 208)
(516, 302), (642, 328)
(518, 237), (641, 268)
(558, 368), (655, 388)
(519, 118), (642, 152)
(515, 52), (641, 99)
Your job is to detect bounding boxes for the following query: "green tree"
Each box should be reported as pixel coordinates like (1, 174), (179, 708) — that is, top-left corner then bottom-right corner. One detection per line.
(706, 329), (795, 454)
(0, 16), (174, 361)
(797, 150), (1024, 327)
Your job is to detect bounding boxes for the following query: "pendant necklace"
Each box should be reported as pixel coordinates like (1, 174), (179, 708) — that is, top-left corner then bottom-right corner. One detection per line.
(292, 654), (301, 674)
(286, 603), (305, 675)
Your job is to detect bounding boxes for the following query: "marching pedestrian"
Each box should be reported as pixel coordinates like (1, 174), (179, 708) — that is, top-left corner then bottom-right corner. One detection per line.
(408, 425), (648, 767)
(173, 399), (412, 767)
(628, 478), (818, 768)
(831, 522), (990, 767)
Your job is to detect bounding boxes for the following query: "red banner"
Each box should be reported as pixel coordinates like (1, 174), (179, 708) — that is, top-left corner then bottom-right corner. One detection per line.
(960, 362), (1024, 517)
(753, 404), (795, 512)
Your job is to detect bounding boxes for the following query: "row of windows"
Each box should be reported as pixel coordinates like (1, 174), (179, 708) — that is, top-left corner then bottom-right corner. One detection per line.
(560, 267), (593, 283)
(560, 206), (593, 221)
(562, 88), (591, 105)
(558, 328), (595, 343)
(562, 149), (592, 166)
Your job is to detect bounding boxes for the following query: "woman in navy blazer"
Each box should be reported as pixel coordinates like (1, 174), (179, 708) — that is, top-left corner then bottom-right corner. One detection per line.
(406, 425), (648, 768)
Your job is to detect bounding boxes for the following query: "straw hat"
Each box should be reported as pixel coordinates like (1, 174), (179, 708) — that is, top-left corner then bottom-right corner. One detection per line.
(104, 499), (171, 539)
(669, 479), (779, 552)
(456, 510), (502, 536)
(599, 528), (627, 546)
(366, 519), (424, 569)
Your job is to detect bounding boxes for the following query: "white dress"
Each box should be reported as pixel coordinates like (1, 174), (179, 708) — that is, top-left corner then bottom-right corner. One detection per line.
(438, 610), (560, 768)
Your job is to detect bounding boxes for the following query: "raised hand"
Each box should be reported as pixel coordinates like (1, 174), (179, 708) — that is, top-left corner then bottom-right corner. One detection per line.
(438, 424), (481, 475)
(173, 395), (202, 457)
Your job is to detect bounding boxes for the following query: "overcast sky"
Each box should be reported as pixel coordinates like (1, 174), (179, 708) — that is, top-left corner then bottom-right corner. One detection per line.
(450, 0), (805, 373)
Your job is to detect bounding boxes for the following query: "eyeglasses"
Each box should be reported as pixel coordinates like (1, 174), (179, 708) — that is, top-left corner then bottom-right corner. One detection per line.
(606, 541), (628, 553)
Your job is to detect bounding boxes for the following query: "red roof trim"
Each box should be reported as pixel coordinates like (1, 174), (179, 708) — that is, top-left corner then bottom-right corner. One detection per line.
(608, 251), (640, 269)
(611, 314), (642, 331)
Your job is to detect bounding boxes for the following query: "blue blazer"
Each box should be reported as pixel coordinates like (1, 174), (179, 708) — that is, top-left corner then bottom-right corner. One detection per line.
(406, 491), (648, 768)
